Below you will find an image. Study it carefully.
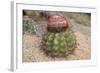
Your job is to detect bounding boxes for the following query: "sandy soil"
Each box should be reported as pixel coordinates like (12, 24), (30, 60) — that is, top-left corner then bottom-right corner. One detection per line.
(22, 19), (91, 62)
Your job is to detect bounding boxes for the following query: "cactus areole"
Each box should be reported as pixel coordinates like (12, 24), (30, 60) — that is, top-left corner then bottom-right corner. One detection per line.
(47, 16), (69, 32)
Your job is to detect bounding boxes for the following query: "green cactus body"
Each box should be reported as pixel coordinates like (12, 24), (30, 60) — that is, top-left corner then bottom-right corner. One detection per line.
(42, 29), (76, 57)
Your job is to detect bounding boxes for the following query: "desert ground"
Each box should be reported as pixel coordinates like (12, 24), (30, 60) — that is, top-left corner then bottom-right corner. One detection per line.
(22, 17), (91, 62)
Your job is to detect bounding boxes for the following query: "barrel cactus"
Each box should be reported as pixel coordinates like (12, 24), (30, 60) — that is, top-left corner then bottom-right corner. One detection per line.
(42, 29), (76, 57)
(42, 15), (76, 57)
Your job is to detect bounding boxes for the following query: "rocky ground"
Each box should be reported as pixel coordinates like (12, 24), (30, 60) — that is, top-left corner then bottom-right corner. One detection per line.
(22, 19), (91, 62)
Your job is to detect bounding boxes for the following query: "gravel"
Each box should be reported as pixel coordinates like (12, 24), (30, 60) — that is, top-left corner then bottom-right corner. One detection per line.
(22, 19), (91, 62)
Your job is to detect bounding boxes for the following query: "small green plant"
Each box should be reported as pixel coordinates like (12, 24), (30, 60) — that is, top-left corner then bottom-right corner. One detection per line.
(23, 20), (35, 34)
(42, 29), (76, 57)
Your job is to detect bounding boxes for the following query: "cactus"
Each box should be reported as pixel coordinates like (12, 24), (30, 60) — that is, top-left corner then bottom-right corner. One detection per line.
(42, 29), (76, 57)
